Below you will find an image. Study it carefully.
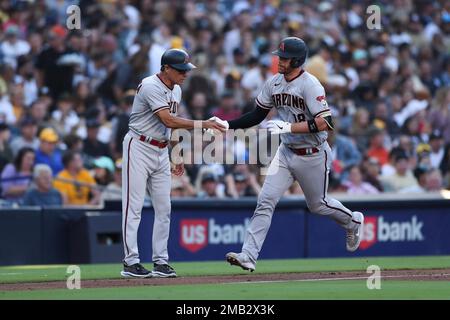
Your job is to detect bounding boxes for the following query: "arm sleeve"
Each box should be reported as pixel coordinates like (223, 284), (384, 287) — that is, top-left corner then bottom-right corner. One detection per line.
(139, 83), (169, 113)
(304, 85), (331, 118)
(228, 105), (270, 129)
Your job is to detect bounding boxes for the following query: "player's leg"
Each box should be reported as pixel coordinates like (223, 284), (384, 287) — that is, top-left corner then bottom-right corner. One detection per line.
(227, 147), (294, 270)
(147, 149), (176, 278)
(121, 135), (151, 276)
(290, 143), (364, 251)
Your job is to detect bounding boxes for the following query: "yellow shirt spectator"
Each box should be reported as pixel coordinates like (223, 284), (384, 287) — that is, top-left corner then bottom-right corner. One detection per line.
(54, 169), (97, 205)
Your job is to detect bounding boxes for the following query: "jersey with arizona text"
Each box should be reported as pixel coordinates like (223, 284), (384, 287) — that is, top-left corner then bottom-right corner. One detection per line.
(128, 74), (181, 141)
(256, 70), (331, 148)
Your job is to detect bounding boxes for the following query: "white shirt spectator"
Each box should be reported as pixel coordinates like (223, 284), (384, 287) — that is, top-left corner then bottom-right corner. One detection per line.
(0, 96), (16, 124)
(0, 39), (30, 69)
(430, 148), (444, 169)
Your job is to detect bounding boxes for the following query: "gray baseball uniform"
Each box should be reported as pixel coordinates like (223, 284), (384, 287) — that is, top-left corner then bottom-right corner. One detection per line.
(122, 74), (181, 266)
(242, 70), (361, 262)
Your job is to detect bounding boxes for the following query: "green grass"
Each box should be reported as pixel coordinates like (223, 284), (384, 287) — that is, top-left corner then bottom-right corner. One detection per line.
(1, 256), (449, 299)
(1, 256), (449, 284)
(1, 280), (449, 300)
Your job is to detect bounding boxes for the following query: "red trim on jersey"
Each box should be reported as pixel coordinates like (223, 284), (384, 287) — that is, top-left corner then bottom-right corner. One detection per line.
(123, 137), (133, 256)
(255, 97), (272, 110)
(156, 74), (174, 91)
(285, 69), (305, 82)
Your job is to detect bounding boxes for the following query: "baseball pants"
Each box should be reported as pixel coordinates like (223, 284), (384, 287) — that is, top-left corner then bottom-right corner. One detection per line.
(122, 132), (172, 266)
(242, 142), (357, 262)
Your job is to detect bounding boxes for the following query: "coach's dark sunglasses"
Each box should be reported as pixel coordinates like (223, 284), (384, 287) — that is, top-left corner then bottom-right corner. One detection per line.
(172, 67), (189, 74)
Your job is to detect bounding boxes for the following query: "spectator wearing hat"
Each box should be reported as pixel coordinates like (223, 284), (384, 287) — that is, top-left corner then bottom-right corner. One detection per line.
(429, 130), (445, 169)
(1, 147), (35, 201)
(212, 91), (242, 122)
(22, 164), (63, 207)
(92, 156), (115, 186)
(197, 172), (223, 198)
(35, 25), (74, 100)
(225, 165), (261, 198)
(53, 151), (100, 206)
(83, 118), (112, 159)
(35, 127), (63, 175)
(232, 171), (261, 197)
(380, 152), (419, 192)
(102, 158), (124, 201)
(0, 123), (14, 173)
(0, 25), (31, 69)
(10, 117), (39, 156)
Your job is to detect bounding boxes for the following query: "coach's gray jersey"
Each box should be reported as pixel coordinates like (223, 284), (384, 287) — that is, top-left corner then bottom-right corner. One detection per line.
(129, 74), (181, 141)
(256, 71), (330, 148)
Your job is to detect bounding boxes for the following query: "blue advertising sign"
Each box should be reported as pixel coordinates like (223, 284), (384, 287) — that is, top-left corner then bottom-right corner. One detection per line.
(306, 209), (450, 257)
(138, 209), (306, 262)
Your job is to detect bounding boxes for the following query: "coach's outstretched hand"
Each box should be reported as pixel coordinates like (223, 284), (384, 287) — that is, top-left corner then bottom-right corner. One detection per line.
(204, 116), (229, 135)
(267, 120), (292, 134)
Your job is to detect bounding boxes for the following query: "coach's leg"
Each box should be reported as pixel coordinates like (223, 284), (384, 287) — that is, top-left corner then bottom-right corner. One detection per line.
(122, 135), (149, 266)
(291, 143), (361, 229)
(148, 149), (172, 265)
(242, 147), (294, 262)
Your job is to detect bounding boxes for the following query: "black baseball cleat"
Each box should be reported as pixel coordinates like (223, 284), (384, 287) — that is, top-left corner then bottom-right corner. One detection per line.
(120, 263), (152, 278)
(152, 263), (177, 278)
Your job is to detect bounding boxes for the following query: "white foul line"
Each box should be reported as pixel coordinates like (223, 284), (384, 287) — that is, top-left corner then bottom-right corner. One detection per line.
(223, 273), (450, 285)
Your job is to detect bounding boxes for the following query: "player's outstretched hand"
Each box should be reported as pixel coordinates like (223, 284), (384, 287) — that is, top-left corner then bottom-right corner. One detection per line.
(267, 120), (292, 134)
(204, 116), (229, 135)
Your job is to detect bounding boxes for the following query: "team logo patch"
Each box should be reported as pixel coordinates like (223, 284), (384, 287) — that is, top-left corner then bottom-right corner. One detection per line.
(316, 95), (328, 108)
(279, 42), (285, 51)
(184, 55), (189, 63)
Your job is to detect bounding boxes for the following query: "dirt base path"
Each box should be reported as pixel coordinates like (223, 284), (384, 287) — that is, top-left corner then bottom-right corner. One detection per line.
(1, 269), (449, 291)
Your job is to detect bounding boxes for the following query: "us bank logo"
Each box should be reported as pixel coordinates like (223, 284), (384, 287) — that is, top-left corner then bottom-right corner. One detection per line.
(180, 219), (250, 253)
(360, 215), (425, 250)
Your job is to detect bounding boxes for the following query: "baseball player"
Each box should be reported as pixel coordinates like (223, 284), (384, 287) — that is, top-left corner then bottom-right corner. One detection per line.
(214, 37), (365, 271)
(121, 49), (226, 278)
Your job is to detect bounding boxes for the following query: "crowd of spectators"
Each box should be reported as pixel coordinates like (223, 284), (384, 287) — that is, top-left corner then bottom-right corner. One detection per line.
(0, 0), (449, 207)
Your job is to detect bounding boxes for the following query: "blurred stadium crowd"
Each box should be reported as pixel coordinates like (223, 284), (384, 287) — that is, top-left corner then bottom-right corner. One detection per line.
(0, 0), (449, 207)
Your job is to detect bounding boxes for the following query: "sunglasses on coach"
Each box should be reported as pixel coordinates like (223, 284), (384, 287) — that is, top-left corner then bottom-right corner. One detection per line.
(171, 67), (189, 74)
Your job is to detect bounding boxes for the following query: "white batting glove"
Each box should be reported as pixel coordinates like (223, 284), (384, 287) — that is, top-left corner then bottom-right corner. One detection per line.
(267, 120), (292, 134)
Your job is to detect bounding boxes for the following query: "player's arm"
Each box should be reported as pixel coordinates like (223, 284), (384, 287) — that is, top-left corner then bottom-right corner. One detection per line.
(227, 105), (270, 129)
(267, 115), (334, 134)
(291, 114), (334, 133)
(156, 109), (226, 131)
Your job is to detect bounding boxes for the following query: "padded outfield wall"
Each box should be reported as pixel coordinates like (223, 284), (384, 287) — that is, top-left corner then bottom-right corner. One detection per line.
(0, 194), (449, 265)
